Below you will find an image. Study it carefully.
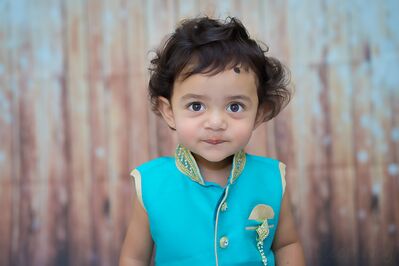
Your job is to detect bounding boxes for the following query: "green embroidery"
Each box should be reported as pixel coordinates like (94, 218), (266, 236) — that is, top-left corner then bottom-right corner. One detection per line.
(174, 144), (246, 185)
(175, 145), (205, 185)
(230, 149), (246, 184)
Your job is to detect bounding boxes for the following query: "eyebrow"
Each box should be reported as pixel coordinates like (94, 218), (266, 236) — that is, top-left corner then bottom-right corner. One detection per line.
(180, 94), (253, 103)
(180, 94), (209, 101)
(225, 95), (252, 102)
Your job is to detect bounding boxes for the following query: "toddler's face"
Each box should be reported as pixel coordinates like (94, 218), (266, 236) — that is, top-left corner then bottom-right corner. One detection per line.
(159, 67), (261, 164)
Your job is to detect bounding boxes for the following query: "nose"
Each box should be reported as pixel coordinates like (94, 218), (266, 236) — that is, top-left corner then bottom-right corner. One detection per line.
(204, 110), (227, 130)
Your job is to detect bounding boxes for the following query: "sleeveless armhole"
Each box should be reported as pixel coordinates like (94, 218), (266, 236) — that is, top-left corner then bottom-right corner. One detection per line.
(278, 162), (286, 197)
(130, 169), (146, 212)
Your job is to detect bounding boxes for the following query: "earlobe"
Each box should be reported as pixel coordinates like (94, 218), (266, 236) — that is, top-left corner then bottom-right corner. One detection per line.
(158, 97), (176, 129)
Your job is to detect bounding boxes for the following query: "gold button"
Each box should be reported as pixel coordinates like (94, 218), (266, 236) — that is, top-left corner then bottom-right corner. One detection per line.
(221, 202), (228, 212)
(219, 236), (229, 248)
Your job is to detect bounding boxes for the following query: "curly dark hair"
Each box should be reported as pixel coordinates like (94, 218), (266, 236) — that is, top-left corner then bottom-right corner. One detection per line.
(148, 16), (291, 122)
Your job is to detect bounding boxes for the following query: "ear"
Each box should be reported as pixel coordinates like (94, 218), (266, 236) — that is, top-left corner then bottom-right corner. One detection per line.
(158, 97), (176, 129)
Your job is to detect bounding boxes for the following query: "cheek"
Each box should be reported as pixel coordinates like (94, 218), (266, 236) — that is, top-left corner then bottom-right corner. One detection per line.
(230, 121), (256, 141)
(237, 128), (254, 141)
(175, 120), (199, 139)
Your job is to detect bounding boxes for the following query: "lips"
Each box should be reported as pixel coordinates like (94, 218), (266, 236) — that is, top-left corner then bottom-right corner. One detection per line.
(203, 139), (226, 145)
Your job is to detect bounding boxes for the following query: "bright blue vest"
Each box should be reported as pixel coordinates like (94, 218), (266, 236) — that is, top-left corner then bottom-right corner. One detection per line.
(130, 145), (286, 266)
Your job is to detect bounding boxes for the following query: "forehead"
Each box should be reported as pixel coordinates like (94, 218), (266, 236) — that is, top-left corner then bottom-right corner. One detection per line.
(173, 67), (258, 97)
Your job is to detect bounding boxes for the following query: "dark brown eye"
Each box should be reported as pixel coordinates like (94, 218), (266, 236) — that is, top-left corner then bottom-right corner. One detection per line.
(227, 103), (243, 113)
(233, 67), (240, 73)
(188, 102), (204, 112)
(192, 103), (201, 111)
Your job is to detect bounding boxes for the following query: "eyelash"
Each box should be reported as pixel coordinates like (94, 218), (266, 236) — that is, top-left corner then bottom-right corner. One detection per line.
(187, 102), (205, 112)
(227, 102), (245, 113)
(186, 102), (246, 112)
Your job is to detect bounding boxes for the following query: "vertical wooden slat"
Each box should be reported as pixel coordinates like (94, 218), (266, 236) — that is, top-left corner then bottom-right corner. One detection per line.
(100, 1), (134, 263)
(370, 58), (397, 265)
(8, 0), (37, 265)
(386, 0), (399, 255)
(124, 0), (154, 264)
(289, 63), (333, 266)
(390, 58), (399, 265)
(6, 0), (24, 263)
(287, 0), (333, 265)
(127, 0), (151, 167)
(29, 1), (68, 265)
(352, 55), (377, 266)
(0, 1), (12, 265)
(368, 2), (399, 264)
(323, 2), (358, 264)
(328, 64), (358, 265)
(350, 2), (380, 265)
(350, 1), (399, 265)
(64, 0), (92, 265)
(85, 1), (112, 265)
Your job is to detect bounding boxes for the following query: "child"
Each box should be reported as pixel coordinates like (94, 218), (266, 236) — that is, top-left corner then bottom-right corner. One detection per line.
(120, 16), (305, 266)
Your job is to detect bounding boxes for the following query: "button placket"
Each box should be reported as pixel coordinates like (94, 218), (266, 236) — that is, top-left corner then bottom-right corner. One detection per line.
(214, 185), (231, 265)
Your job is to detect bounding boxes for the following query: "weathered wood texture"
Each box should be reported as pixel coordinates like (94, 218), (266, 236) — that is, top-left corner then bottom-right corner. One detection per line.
(0, 0), (398, 265)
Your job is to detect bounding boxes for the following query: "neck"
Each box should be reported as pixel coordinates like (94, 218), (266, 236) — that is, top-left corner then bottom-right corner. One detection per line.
(193, 154), (233, 186)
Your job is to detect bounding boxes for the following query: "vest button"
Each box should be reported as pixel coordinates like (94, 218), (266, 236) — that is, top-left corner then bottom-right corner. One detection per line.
(219, 236), (229, 248)
(221, 202), (228, 212)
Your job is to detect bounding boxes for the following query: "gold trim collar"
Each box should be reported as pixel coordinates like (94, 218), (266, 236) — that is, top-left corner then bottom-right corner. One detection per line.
(175, 144), (246, 185)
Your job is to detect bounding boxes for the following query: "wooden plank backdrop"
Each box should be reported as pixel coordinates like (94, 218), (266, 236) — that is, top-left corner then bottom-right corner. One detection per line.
(0, 0), (398, 265)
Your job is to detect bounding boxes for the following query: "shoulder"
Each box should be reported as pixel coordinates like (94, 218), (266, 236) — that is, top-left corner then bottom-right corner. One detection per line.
(130, 156), (176, 189)
(245, 153), (284, 169)
(132, 156), (175, 174)
(129, 156), (175, 211)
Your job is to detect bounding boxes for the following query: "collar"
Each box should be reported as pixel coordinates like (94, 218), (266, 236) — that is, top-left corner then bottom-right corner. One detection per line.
(174, 144), (246, 186)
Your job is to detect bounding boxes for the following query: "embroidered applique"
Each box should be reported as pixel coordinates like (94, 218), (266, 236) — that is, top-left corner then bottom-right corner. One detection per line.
(246, 204), (275, 266)
(248, 204), (275, 223)
(174, 144), (246, 185)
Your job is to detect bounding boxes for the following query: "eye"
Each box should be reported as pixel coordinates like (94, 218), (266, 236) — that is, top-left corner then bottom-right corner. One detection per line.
(227, 103), (244, 113)
(188, 102), (205, 112)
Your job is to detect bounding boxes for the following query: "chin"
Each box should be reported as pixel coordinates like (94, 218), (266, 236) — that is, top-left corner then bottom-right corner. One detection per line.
(195, 151), (234, 163)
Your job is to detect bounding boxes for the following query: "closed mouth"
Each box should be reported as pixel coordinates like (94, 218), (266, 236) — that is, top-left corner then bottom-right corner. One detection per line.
(204, 139), (226, 145)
